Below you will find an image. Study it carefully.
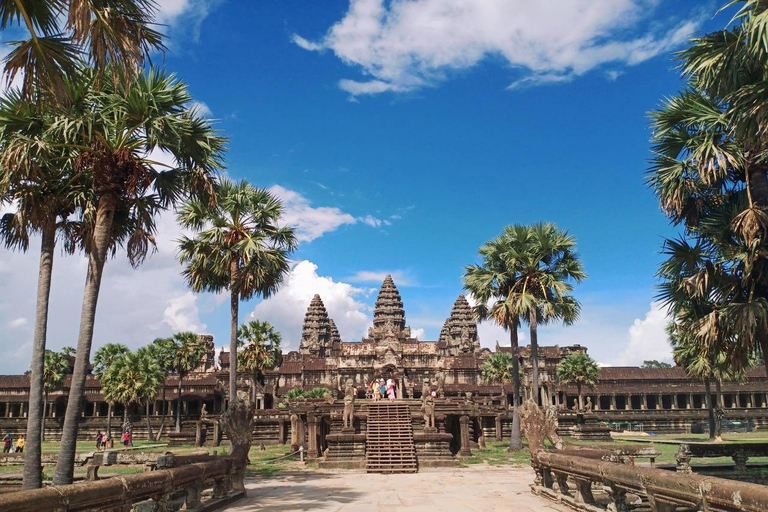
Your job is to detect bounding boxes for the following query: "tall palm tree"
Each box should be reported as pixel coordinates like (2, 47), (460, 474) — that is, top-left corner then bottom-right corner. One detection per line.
(502, 223), (586, 403)
(480, 353), (517, 406)
(40, 350), (70, 443)
(556, 353), (599, 410)
(237, 320), (282, 403)
(0, 0), (164, 103)
(135, 346), (165, 440)
(171, 332), (207, 433)
(52, 66), (224, 486)
(178, 179), (297, 401)
(463, 230), (525, 449)
(0, 88), (85, 490)
(150, 336), (176, 440)
(92, 343), (129, 440)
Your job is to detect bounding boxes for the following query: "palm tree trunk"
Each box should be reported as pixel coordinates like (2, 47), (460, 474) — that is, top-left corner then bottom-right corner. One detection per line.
(229, 265), (239, 403)
(53, 195), (117, 485)
(509, 320), (522, 451)
(41, 393), (47, 444)
(577, 383), (583, 410)
(106, 403), (112, 441)
(760, 338), (768, 380)
(156, 380), (167, 441)
(715, 380), (723, 409)
(22, 219), (56, 489)
(176, 374), (183, 433)
(528, 309), (540, 405)
(704, 378), (716, 441)
(145, 402), (153, 441)
(123, 406), (128, 432)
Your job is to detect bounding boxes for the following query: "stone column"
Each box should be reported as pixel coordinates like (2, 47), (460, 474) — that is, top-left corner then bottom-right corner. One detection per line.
(495, 415), (502, 441)
(278, 418), (286, 445)
(290, 414), (299, 452)
(624, 395), (631, 410)
(307, 414), (319, 458)
(687, 393), (693, 409)
(748, 393), (754, 408)
(459, 415), (472, 457)
(656, 394), (663, 410)
(641, 394), (648, 410)
(731, 394), (738, 408)
(610, 394), (616, 410)
(397, 377), (404, 399)
(594, 395), (600, 411)
(298, 416), (306, 449)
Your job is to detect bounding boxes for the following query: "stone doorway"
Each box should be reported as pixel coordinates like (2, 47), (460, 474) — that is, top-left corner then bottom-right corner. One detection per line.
(376, 364), (404, 399)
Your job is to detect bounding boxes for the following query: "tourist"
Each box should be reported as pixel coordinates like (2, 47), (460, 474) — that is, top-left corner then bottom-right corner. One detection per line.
(96, 431), (103, 451)
(15, 435), (24, 453)
(122, 431), (130, 447)
(379, 379), (386, 398)
(2, 433), (10, 453)
(386, 379), (396, 401)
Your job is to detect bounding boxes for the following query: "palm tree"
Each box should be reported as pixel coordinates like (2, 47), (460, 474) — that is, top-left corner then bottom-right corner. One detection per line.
(171, 332), (207, 433)
(150, 336), (176, 440)
(92, 343), (129, 440)
(463, 230), (525, 449)
(501, 223), (586, 404)
(237, 320), (282, 403)
(480, 353), (518, 406)
(0, 88), (85, 490)
(1, 0), (163, 103)
(60, 347), (76, 357)
(40, 350), (70, 443)
(52, 67), (224, 486)
(135, 346), (165, 441)
(556, 353), (599, 410)
(178, 179), (297, 401)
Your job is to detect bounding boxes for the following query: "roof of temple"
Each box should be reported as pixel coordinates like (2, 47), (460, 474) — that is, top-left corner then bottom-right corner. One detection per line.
(372, 274), (406, 331)
(329, 318), (341, 346)
(300, 294), (333, 354)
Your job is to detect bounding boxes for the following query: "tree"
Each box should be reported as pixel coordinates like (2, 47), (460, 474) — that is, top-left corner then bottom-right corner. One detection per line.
(642, 360), (672, 369)
(135, 346), (165, 440)
(60, 347), (76, 357)
(480, 353), (519, 405)
(497, 223), (586, 403)
(237, 320), (282, 404)
(648, 1), (768, 381)
(92, 343), (129, 440)
(40, 350), (70, 442)
(171, 332), (207, 433)
(150, 336), (176, 440)
(0, 0), (163, 103)
(178, 179), (297, 401)
(556, 353), (599, 410)
(0, 87), (85, 490)
(52, 67), (224, 486)
(463, 229), (527, 450)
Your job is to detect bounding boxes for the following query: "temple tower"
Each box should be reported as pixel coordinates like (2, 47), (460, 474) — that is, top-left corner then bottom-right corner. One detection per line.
(329, 318), (342, 355)
(299, 294), (332, 356)
(372, 274), (406, 333)
(444, 294), (480, 355)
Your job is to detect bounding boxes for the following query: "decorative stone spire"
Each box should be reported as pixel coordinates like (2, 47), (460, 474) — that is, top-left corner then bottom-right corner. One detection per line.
(328, 318), (341, 348)
(299, 294), (332, 356)
(438, 320), (450, 344)
(445, 294), (480, 355)
(372, 274), (406, 333)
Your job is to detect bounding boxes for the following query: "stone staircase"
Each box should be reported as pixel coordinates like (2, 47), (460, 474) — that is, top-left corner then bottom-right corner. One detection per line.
(365, 402), (418, 473)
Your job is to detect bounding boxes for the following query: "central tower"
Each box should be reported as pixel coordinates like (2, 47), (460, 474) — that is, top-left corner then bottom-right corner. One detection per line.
(368, 274), (412, 342)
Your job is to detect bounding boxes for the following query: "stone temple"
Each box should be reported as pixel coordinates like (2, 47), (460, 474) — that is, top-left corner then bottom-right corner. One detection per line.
(1, 274), (768, 468)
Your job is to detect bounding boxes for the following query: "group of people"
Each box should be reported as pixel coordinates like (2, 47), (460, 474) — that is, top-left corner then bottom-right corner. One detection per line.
(2, 434), (24, 453)
(369, 378), (397, 401)
(95, 430), (131, 451)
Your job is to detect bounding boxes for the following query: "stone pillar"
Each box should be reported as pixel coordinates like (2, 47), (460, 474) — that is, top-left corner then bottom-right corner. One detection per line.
(594, 395), (600, 411)
(459, 415), (472, 457)
(672, 394), (678, 409)
(278, 418), (286, 445)
(290, 414), (300, 452)
(495, 415), (503, 441)
(656, 394), (662, 410)
(731, 394), (738, 408)
(748, 393), (754, 408)
(624, 395), (631, 410)
(298, 416), (306, 449)
(687, 393), (693, 409)
(641, 394), (648, 410)
(307, 414), (319, 458)
(610, 394), (616, 411)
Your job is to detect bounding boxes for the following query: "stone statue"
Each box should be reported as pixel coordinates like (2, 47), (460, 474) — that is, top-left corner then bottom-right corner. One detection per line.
(343, 378), (356, 431)
(421, 379), (431, 403)
(435, 370), (446, 398)
(715, 407), (725, 440)
(585, 397), (593, 412)
(200, 403), (209, 419)
(519, 399), (563, 454)
(422, 393), (436, 430)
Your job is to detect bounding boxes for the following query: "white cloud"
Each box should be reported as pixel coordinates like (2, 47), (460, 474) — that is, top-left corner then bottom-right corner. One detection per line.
(268, 185), (392, 242)
(612, 301), (673, 366)
(7, 317), (27, 328)
(189, 101), (212, 117)
(294, 0), (703, 96)
(163, 292), (206, 333)
(346, 270), (414, 286)
(251, 261), (372, 351)
(154, 0), (219, 40)
(411, 327), (425, 340)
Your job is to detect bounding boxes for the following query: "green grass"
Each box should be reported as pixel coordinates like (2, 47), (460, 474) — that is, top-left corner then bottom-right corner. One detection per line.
(243, 443), (304, 478)
(459, 441), (532, 467)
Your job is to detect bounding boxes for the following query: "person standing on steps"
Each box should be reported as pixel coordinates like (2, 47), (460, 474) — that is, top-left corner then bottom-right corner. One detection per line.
(386, 379), (396, 401)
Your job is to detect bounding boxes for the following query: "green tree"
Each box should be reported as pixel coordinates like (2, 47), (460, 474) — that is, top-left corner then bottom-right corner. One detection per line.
(0, 87), (85, 489)
(92, 343), (129, 440)
(237, 320), (282, 403)
(463, 229), (526, 449)
(178, 179), (297, 401)
(0, 0), (163, 103)
(480, 353), (520, 405)
(135, 346), (165, 440)
(556, 353), (599, 410)
(40, 350), (70, 443)
(60, 347), (76, 357)
(53, 67), (224, 486)
(150, 336), (176, 440)
(641, 360), (672, 369)
(171, 332), (207, 433)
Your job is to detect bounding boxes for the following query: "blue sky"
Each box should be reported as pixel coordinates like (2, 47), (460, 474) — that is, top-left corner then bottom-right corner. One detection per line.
(0, 0), (732, 373)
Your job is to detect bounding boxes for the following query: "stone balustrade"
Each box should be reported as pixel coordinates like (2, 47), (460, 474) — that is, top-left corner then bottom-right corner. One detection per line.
(532, 450), (768, 512)
(674, 441), (768, 473)
(0, 457), (246, 512)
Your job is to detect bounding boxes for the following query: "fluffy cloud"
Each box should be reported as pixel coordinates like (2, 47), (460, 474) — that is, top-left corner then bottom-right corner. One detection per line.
(411, 327), (425, 340)
(268, 185), (391, 242)
(154, 0), (219, 40)
(294, 0), (702, 96)
(346, 270), (414, 286)
(612, 301), (673, 366)
(251, 261), (372, 351)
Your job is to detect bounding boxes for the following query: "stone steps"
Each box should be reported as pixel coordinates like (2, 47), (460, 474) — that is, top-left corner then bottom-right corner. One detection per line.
(365, 403), (417, 473)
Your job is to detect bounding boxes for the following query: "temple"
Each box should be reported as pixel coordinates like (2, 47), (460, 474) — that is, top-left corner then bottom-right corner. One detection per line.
(1, 274), (768, 461)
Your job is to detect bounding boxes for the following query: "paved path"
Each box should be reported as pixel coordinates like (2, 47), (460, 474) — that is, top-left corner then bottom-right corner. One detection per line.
(227, 465), (569, 512)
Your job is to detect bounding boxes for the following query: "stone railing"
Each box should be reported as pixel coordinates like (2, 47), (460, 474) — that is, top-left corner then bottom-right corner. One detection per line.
(0, 456), (246, 512)
(532, 450), (768, 512)
(674, 441), (768, 473)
